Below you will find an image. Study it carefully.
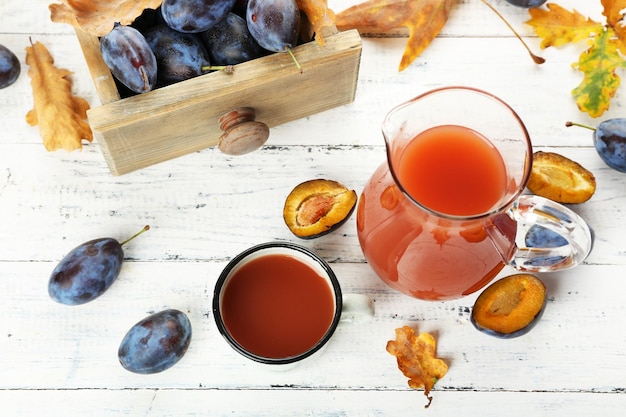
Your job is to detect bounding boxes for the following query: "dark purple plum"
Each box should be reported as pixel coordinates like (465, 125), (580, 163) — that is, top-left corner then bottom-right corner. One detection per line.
(200, 13), (266, 66)
(246, 0), (301, 53)
(504, 0), (547, 7)
(144, 24), (211, 86)
(48, 226), (149, 306)
(594, 119), (626, 173)
(118, 309), (192, 374)
(0, 44), (20, 89)
(525, 224), (568, 248)
(101, 24), (158, 94)
(566, 119), (626, 173)
(161, 0), (237, 33)
(523, 225), (573, 267)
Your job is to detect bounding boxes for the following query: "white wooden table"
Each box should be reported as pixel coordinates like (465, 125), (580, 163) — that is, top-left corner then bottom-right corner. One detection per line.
(2, 0), (625, 415)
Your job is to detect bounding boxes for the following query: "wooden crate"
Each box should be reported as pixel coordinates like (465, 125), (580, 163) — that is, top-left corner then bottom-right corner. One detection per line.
(75, 28), (362, 175)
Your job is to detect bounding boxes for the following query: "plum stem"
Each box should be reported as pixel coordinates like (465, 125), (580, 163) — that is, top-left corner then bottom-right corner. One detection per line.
(120, 225), (150, 246)
(565, 121), (597, 131)
(201, 65), (235, 74)
(480, 0), (545, 65)
(285, 46), (303, 73)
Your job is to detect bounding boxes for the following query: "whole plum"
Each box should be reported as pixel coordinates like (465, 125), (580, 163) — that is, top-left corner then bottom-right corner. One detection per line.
(246, 0), (300, 53)
(161, 0), (237, 33)
(118, 309), (192, 374)
(566, 120), (626, 173)
(525, 224), (568, 248)
(593, 119), (626, 173)
(144, 24), (211, 86)
(0, 44), (20, 89)
(48, 226), (149, 305)
(200, 13), (266, 66)
(100, 23), (158, 94)
(504, 0), (547, 7)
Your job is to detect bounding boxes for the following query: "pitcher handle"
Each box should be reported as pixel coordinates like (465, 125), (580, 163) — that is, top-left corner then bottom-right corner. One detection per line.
(506, 195), (593, 271)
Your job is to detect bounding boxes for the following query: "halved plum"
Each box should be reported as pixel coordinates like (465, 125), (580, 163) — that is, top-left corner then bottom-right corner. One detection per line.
(471, 273), (547, 338)
(527, 151), (596, 203)
(283, 179), (357, 239)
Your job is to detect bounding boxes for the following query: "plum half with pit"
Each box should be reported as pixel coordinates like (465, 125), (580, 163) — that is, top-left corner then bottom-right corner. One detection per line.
(471, 273), (547, 338)
(283, 179), (357, 239)
(566, 119), (626, 173)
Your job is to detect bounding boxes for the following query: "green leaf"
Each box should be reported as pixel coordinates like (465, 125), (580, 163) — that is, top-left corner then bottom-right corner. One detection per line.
(571, 28), (625, 118)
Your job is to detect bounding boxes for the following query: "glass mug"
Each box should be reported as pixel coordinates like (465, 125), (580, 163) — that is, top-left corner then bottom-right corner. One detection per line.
(356, 86), (593, 301)
(213, 242), (373, 368)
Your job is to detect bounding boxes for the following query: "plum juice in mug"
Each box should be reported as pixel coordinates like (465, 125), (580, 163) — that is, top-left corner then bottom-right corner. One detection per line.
(220, 254), (336, 359)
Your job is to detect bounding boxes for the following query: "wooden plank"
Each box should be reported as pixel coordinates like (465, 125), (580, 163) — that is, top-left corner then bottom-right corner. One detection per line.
(0, 145), (622, 265)
(1, 389), (625, 416)
(2, 260), (626, 392)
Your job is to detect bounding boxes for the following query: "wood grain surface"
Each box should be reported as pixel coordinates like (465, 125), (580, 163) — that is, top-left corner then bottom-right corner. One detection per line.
(1, 1), (625, 415)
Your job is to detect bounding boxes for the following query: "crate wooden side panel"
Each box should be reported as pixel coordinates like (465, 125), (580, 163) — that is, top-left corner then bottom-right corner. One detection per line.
(74, 28), (120, 105)
(80, 30), (362, 175)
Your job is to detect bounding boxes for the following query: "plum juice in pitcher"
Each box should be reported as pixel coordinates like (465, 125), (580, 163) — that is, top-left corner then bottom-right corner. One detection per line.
(357, 124), (516, 300)
(357, 87), (592, 301)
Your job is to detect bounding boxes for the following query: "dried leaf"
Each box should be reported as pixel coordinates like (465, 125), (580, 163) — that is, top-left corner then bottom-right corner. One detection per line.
(526, 0), (626, 117)
(297, 0), (337, 45)
(526, 3), (603, 49)
(602, 0), (626, 54)
(25, 40), (92, 152)
(386, 326), (448, 408)
(49, 0), (163, 36)
(336, 0), (458, 71)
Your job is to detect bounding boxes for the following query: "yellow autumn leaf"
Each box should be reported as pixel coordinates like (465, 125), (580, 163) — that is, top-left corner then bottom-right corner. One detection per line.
(601, 0), (626, 55)
(297, 0), (337, 46)
(386, 326), (448, 408)
(336, 0), (458, 72)
(527, 0), (626, 118)
(49, 0), (163, 36)
(25, 40), (92, 152)
(526, 3), (603, 49)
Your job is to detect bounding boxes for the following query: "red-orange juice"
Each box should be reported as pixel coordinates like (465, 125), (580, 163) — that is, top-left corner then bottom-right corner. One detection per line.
(397, 125), (507, 216)
(220, 254), (336, 359)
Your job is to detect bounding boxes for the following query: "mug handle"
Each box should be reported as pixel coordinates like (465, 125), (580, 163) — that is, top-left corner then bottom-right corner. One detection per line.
(340, 294), (375, 323)
(506, 195), (593, 271)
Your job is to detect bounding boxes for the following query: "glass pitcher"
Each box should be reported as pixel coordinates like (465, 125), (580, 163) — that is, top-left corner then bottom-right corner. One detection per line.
(356, 87), (593, 300)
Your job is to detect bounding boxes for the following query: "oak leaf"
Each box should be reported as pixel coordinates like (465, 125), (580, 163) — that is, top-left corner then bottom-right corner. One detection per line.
(49, 0), (163, 36)
(527, 1), (626, 117)
(297, 0), (337, 45)
(336, 0), (458, 71)
(386, 326), (448, 408)
(25, 40), (93, 152)
(526, 3), (603, 49)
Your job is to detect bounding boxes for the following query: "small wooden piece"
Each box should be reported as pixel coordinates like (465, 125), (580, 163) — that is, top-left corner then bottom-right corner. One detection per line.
(218, 107), (269, 155)
(76, 28), (362, 175)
